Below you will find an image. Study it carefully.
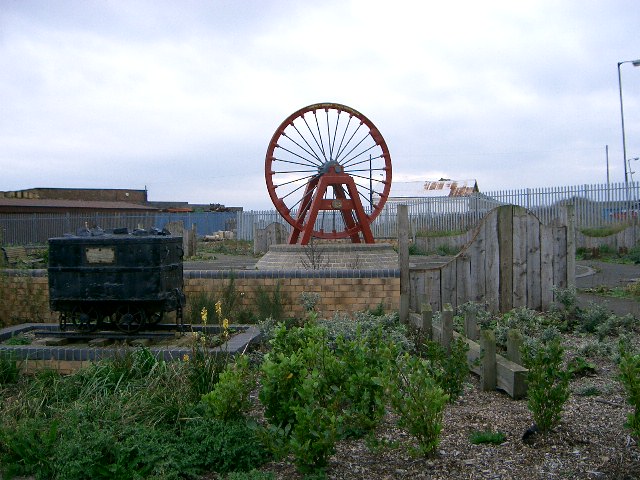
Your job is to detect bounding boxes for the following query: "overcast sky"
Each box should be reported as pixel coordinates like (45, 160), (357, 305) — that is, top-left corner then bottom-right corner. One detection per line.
(1, 0), (639, 209)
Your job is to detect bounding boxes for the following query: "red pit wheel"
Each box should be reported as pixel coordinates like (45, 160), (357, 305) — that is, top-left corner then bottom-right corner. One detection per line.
(265, 103), (392, 244)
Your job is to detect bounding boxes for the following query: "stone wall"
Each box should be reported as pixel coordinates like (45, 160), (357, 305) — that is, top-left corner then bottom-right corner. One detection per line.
(0, 269), (400, 327)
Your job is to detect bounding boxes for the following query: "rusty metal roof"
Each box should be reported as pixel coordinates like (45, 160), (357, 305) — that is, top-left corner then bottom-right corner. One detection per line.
(388, 180), (479, 198)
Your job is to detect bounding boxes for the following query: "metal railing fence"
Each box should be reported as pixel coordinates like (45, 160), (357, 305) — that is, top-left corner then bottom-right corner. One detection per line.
(2, 182), (640, 245)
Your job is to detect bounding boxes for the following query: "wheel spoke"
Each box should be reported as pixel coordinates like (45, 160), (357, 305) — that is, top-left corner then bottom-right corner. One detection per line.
(265, 103), (392, 241)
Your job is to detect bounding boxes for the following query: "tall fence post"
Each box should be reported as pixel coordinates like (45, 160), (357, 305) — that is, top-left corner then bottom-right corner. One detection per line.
(507, 328), (524, 366)
(441, 304), (453, 353)
(565, 203), (576, 287)
(420, 302), (433, 340)
(464, 310), (478, 341)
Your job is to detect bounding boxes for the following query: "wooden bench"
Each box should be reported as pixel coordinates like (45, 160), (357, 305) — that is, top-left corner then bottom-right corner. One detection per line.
(1, 246), (44, 267)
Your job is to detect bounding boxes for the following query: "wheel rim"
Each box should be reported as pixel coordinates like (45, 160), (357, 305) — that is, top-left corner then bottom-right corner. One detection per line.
(115, 306), (146, 333)
(265, 103), (392, 239)
(70, 306), (98, 332)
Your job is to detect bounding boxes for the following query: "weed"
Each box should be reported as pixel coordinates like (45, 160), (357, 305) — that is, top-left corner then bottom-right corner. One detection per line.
(0, 351), (18, 384)
(574, 384), (601, 397)
(256, 282), (286, 322)
(568, 356), (597, 378)
(469, 430), (506, 445)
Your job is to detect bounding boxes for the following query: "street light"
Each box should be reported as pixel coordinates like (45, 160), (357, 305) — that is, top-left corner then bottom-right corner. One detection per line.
(618, 58), (640, 185)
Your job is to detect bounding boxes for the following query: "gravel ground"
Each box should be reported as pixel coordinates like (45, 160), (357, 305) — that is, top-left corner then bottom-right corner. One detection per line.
(252, 342), (640, 480)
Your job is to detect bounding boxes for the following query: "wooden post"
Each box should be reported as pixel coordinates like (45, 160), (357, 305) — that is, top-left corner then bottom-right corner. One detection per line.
(480, 329), (497, 391)
(464, 310), (478, 341)
(398, 204), (410, 324)
(507, 328), (524, 366)
(441, 304), (454, 353)
(421, 302), (433, 340)
(498, 205), (513, 313)
(399, 294), (410, 325)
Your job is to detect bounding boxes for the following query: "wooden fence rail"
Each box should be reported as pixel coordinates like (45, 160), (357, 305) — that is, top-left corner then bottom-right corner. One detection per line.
(409, 305), (528, 399)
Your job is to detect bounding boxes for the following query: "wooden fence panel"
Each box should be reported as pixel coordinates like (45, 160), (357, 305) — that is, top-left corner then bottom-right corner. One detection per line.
(512, 206), (528, 308)
(408, 205), (568, 314)
(526, 214), (542, 309)
(540, 225), (554, 309)
(552, 226), (568, 290)
(485, 210), (500, 312)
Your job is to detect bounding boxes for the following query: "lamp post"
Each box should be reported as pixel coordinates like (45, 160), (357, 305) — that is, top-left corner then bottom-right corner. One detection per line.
(618, 58), (640, 185)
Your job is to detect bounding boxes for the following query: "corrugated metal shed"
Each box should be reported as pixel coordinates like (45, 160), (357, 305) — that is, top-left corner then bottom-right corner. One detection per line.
(388, 179), (479, 199)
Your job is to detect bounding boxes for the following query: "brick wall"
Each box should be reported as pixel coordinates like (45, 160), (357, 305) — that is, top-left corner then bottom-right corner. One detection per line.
(0, 269), (400, 327)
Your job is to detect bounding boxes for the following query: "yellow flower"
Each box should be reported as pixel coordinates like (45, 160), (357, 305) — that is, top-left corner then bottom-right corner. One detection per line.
(222, 318), (229, 330)
(200, 307), (208, 325)
(215, 300), (223, 319)
(182, 354), (190, 362)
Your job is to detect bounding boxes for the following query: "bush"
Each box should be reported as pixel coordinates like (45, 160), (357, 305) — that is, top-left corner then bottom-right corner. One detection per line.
(202, 355), (253, 420)
(386, 353), (449, 455)
(259, 321), (394, 473)
(417, 338), (469, 403)
(618, 349), (640, 439)
(521, 331), (570, 433)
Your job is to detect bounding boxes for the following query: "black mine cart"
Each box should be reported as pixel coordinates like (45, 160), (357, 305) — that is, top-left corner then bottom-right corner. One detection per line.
(48, 232), (186, 333)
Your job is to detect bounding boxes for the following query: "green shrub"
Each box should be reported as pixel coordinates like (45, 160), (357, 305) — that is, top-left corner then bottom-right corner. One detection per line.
(618, 350), (640, 439)
(626, 245), (640, 264)
(469, 430), (506, 445)
(521, 331), (570, 433)
(418, 338), (469, 402)
(179, 418), (271, 475)
(386, 353), (449, 455)
(202, 355), (253, 420)
(576, 302), (611, 334)
(259, 321), (393, 473)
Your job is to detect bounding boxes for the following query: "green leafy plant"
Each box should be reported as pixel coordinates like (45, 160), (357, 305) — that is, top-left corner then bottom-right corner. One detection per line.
(521, 331), (571, 433)
(469, 430), (506, 445)
(202, 355), (253, 420)
(417, 338), (469, 402)
(567, 356), (597, 378)
(618, 348), (640, 439)
(386, 353), (449, 455)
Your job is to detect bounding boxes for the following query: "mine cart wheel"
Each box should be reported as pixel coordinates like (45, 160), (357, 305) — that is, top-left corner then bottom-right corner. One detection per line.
(265, 103), (392, 243)
(70, 306), (99, 332)
(115, 305), (146, 333)
(148, 311), (164, 325)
